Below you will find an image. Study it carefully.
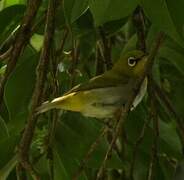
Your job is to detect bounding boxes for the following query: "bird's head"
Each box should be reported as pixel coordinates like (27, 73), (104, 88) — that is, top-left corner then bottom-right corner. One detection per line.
(112, 50), (148, 77)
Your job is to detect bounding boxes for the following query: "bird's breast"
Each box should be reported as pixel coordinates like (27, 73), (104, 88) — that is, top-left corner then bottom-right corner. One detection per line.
(78, 86), (132, 118)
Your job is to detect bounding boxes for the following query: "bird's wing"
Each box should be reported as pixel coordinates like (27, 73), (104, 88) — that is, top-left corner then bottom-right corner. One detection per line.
(66, 71), (130, 94)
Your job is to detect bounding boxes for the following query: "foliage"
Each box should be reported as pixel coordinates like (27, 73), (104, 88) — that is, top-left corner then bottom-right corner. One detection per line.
(0, 0), (184, 179)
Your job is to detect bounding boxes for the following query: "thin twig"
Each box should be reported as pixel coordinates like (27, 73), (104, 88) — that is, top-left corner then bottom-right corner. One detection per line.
(16, 163), (27, 180)
(56, 28), (69, 57)
(132, 6), (146, 52)
(31, 12), (47, 35)
(129, 117), (151, 179)
(0, 46), (12, 61)
(0, 13), (45, 63)
(46, 48), (60, 180)
(96, 109), (127, 179)
(69, 39), (79, 88)
(99, 28), (113, 70)
(95, 43), (105, 75)
(0, 0), (42, 106)
(147, 78), (159, 180)
(0, 12), (46, 64)
(72, 126), (109, 180)
(18, 0), (57, 178)
(158, 153), (177, 168)
(0, 27), (17, 53)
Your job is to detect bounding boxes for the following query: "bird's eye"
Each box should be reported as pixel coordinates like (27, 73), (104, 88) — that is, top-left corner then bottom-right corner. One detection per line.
(128, 57), (137, 67)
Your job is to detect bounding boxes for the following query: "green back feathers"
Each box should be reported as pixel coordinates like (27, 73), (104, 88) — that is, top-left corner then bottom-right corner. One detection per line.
(67, 50), (147, 94)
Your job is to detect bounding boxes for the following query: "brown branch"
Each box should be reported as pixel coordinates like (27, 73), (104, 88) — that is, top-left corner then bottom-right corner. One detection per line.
(95, 43), (105, 75)
(96, 32), (165, 179)
(0, 13), (45, 62)
(132, 6), (146, 52)
(46, 48), (60, 180)
(31, 12), (47, 35)
(99, 28), (113, 70)
(0, 12), (46, 64)
(16, 163), (27, 180)
(69, 39), (79, 88)
(0, 46), (12, 61)
(0, 28), (17, 53)
(56, 28), (69, 57)
(0, 0), (42, 106)
(146, 78), (160, 180)
(18, 0), (57, 178)
(96, 109), (127, 179)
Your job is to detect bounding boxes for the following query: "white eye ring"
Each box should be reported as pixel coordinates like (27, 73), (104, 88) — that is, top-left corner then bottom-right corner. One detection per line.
(128, 57), (137, 67)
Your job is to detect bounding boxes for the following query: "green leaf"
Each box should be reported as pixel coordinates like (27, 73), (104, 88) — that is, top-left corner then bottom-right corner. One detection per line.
(159, 120), (182, 158)
(1, 0), (25, 8)
(159, 46), (184, 76)
(0, 135), (19, 168)
(54, 150), (71, 180)
(30, 33), (44, 51)
(102, 18), (127, 36)
(71, 0), (89, 23)
(152, 56), (161, 85)
(72, 10), (94, 38)
(0, 5), (25, 42)
(146, 25), (161, 50)
(79, 31), (96, 60)
(160, 156), (175, 180)
(139, 0), (184, 47)
(159, 56), (184, 118)
(121, 34), (137, 55)
(0, 155), (17, 180)
(55, 112), (123, 178)
(89, 0), (138, 26)
(63, 0), (89, 23)
(173, 160), (184, 180)
(0, 116), (9, 139)
(166, 0), (184, 39)
(4, 47), (38, 128)
(0, 65), (7, 75)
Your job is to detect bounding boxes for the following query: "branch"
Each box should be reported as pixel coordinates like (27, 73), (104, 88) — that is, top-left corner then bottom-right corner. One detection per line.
(132, 6), (146, 52)
(56, 28), (69, 57)
(72, 126), (109, 180)
(0, 0), (42, 106)
(18, 0), (57, 178)
(129, 117), (151, 179)
(69, 39), (79, 88)
(0, 46), (12, 61)
(147, 78), (160, 180)
(46, 48), (61, 180)
(95, 42), (105, 75)
(96, 32), (165, 179)
(0, 12), (46, 64)
(99, 28), (113, 70)
(0, 12), (45, 63)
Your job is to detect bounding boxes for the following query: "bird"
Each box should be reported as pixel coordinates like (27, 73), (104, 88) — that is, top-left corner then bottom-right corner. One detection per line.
(36, 50), (148, 118)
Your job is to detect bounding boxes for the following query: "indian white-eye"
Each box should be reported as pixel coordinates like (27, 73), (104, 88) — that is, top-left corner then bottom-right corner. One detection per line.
(37, 50), (148, 118)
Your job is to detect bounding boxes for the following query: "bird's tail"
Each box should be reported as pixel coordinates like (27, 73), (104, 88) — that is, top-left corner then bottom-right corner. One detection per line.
(36, 95), (67, 114)
(36, 92), (77, 115)
(36, 101), (58, 114)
